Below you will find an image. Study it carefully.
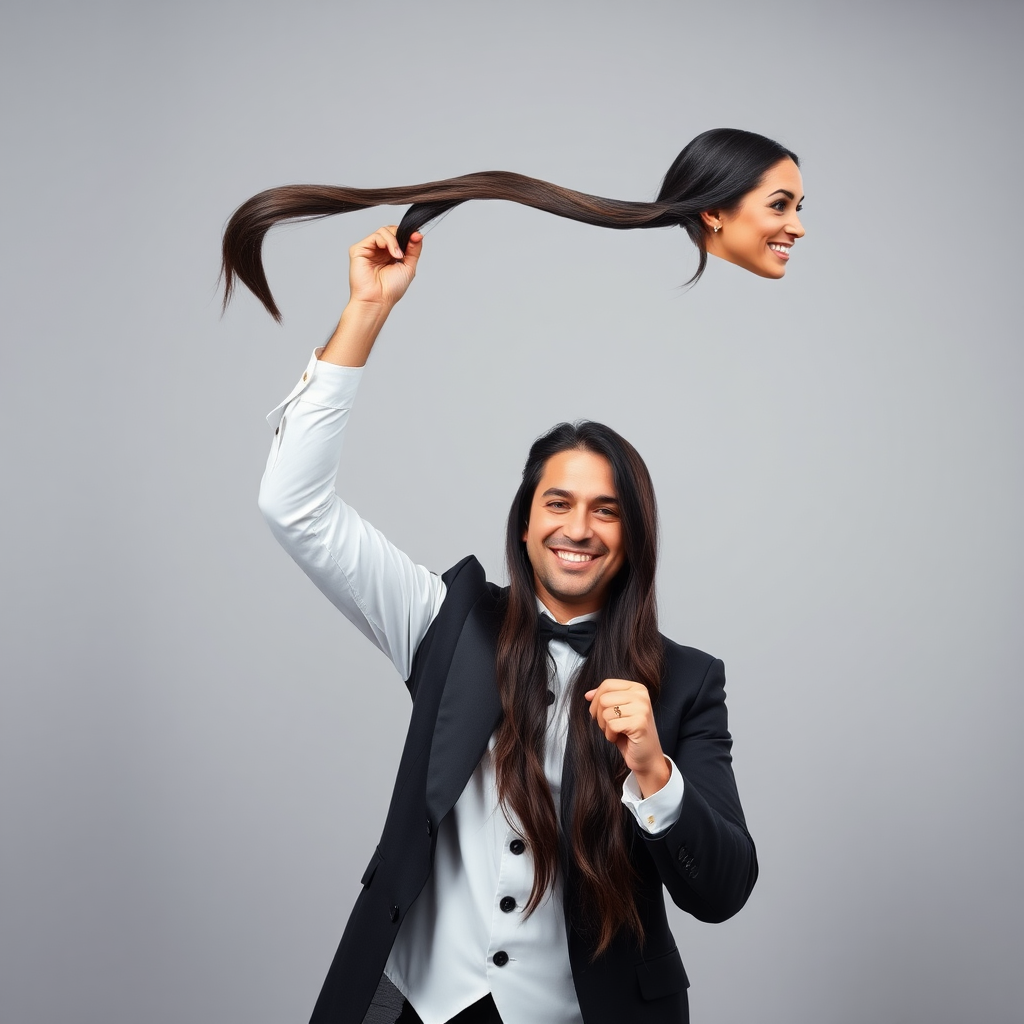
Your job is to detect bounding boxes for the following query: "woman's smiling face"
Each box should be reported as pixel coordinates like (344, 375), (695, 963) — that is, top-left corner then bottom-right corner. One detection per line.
(704, 158), (805, 278)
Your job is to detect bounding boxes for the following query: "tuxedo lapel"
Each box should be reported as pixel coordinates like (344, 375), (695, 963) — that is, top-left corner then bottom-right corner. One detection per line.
(425, 594), (503, 825)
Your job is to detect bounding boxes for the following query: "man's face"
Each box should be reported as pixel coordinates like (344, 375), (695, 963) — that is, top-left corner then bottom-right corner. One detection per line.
(522, 449), (626, 621)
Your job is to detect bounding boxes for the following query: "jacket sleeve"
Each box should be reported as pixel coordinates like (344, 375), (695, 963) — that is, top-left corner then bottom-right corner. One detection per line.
(257, 351), (446, 680)
(640, 654), (758, 923)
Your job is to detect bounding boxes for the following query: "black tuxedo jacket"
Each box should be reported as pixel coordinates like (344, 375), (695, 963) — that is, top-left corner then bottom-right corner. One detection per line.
(310, 556), (757, 1024)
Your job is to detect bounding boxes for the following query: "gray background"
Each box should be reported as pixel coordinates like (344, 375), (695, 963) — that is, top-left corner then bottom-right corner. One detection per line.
(2, 1), (1022, 1022)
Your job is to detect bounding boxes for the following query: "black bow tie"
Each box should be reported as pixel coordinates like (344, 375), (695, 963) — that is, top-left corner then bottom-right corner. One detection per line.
(537, 616), (598, 656)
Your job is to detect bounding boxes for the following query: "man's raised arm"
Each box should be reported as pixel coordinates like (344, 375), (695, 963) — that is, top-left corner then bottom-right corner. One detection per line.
(257, 228), (444, 681)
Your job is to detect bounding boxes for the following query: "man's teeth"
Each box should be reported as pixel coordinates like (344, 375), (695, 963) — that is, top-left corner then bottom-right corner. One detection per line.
(556, 551), (594, 563)
(768, 243), (790, 253)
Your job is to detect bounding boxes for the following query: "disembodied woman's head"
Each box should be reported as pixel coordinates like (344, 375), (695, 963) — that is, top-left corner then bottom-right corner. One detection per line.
(657, 128), (804, 280)
(221, 127), (803, 320)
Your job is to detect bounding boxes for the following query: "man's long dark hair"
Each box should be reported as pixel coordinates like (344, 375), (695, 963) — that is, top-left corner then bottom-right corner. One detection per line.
(221, 128), (798, 320)
(493, 421), (663, 956)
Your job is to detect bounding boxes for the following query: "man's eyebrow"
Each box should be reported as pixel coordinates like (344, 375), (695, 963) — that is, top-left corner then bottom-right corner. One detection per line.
(540, 487), (619, 504)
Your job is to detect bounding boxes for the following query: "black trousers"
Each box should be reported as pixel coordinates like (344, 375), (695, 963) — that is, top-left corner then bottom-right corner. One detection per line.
(396, 994), (503, 1024)
(363, 975), (503, 1024)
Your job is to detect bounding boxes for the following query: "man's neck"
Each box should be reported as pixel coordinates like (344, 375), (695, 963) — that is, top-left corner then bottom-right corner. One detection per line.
(535, 592), (603, 624)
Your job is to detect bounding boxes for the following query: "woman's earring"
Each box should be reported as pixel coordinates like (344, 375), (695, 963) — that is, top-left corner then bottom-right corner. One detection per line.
(713, 224), (721, 233)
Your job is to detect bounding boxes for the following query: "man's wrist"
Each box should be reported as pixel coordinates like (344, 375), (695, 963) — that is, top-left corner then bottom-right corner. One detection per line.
(633, 755), (672, 798)
(343, 297), (391, 323)
(320, 300), (391, 367)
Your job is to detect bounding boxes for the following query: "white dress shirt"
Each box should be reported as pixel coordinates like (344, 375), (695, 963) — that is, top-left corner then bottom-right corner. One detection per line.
(258, 351), (685, 1024)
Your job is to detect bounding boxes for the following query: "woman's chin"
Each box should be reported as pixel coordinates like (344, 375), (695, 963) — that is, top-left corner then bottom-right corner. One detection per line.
(711, 251), (787, 279)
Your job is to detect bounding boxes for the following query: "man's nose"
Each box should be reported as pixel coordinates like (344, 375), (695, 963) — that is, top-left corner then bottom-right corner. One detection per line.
(563, 508), (593, 540)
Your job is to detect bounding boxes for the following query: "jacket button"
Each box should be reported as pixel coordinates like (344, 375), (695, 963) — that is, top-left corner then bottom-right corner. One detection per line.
(389, 904), (399, 922)
(302, 372), (308, 381)
(677, 846), (690, 863)
(492, 950), (509, 967)
(509, 839), (525, 855)
(499, 896), (516, 913)
(546, 689), (556, 706)
(426, 819), (432, 837)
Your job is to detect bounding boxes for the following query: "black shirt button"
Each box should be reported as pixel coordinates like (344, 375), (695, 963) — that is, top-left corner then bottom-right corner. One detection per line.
(389, 904), (399, 922)
(546, 689), (556, 706)
(509, 839), (526, 855)
(499, 896), (517, 913)
(493, 950), (509, 967)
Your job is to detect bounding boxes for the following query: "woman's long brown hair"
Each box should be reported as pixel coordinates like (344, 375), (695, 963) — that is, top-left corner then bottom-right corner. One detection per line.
(221, 129), (799, 320)
(494, 421), (663, 957)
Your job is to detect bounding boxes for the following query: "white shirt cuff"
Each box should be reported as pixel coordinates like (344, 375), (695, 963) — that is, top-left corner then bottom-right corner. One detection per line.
(621, 757), (684, 835)
(266, 349), (364, 429)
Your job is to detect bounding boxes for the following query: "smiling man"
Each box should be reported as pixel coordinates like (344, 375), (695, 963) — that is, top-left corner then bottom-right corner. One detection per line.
(523, 450), (626, 617)
(258, 227), (757, 1024)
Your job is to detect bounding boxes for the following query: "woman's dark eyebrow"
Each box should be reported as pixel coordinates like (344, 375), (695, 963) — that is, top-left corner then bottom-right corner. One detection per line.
(766, 188), (805, 203)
